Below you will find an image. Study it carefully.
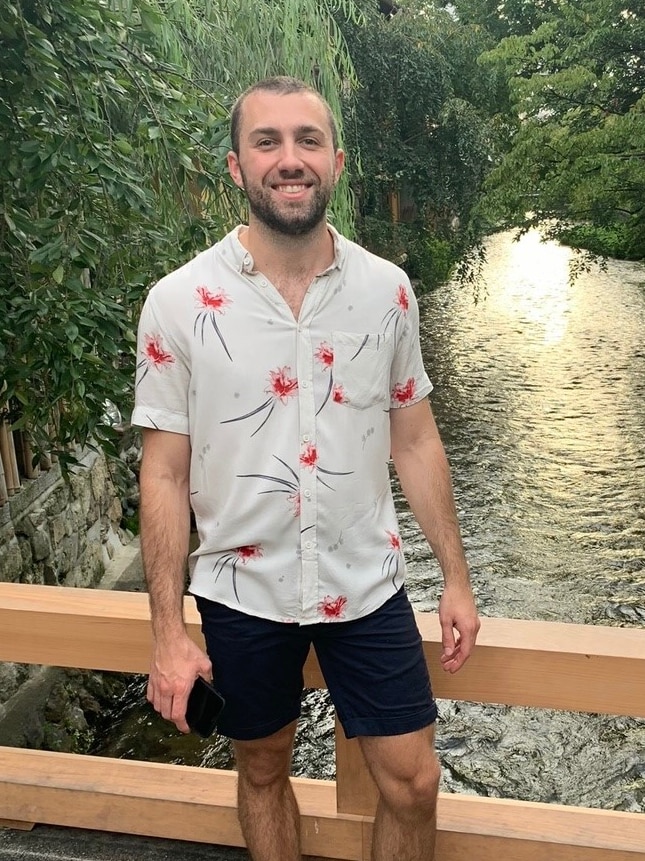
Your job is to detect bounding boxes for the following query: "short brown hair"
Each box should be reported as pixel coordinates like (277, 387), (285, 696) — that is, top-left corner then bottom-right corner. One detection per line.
(230, 76), (339, 154)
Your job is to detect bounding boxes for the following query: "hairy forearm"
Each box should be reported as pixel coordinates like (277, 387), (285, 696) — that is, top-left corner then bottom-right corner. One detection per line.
(139, 459), (191, 643)
(393, 436), (470, 585)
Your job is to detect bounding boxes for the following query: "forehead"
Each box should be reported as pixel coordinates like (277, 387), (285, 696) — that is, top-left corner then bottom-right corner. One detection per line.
(238, 90), (333, 141)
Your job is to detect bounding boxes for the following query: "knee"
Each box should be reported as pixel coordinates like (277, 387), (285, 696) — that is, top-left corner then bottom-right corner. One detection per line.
(234, 729), (295, 791)
(380, 752), (441, 816)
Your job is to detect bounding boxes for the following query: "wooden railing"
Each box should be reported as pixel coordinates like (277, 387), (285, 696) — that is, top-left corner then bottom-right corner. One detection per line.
(1, 582), (644, 859)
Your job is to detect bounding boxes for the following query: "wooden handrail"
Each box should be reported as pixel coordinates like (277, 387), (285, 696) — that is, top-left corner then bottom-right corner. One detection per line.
(0, 582), (644, 860)
(1, 582), (644, 715)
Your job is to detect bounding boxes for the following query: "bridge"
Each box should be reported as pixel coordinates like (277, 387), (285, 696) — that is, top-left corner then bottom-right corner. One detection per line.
(1, 581), (644, 860)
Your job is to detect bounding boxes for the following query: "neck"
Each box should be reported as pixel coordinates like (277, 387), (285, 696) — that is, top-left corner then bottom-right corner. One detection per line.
(240, 218), (334, 279)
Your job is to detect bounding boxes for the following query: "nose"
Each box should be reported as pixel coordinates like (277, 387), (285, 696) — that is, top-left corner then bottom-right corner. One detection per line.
(276, 140), (305, 173)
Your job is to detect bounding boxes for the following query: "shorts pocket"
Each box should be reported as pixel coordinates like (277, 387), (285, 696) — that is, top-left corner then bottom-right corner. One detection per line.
(332, 331), (392, 410)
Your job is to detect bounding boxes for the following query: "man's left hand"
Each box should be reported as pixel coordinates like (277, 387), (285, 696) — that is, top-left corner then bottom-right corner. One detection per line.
(438, 582), (480, 673)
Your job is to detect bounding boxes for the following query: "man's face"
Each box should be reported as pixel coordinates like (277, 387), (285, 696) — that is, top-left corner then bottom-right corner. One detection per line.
(227, 90), (344, 237)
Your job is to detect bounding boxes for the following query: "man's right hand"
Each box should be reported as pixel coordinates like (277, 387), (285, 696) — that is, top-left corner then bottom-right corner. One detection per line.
(147, 633), (213, 733)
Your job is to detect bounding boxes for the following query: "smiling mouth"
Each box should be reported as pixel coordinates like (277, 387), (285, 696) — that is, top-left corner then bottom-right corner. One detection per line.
(272, 184), (310, 195)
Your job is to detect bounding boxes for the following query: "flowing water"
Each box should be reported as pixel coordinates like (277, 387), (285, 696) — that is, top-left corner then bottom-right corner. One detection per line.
(94, 230), (645, 811)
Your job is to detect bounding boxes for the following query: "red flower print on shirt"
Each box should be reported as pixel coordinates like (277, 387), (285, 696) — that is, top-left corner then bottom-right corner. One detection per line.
(212, 543), (263, 602)
(382, 283), (410, 336)
(299, 442), (353, 491)
(288, 491), (301, 518)
(194, 285), (232, 360)
(315, 341), (336, 416)
(300, 443), (319, 469)
(315, 342), (334, 368)
(196, 285), (231, 313)
(136, 333), (175, 384)
(318, 594), (348, 620)
(235, 544), (263, 563)
(395, 283), (409, 313)
(222, 367), (298, 436)
(391, 377), (416, 405)
(332, 385), (348, 404)
(267, 367), (299, 403)
(382, 531), (403, 587)
(387, 530), (401, 551)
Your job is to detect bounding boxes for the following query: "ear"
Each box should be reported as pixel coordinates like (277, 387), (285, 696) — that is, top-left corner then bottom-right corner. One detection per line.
(334, 149), (345, 184)
(227, 151), (244, 189)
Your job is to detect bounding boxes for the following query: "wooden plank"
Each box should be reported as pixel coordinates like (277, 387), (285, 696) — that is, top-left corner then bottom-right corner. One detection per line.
(1, 748), (644, 859)
(416, 613), (645, 716)
(0, 819), (34, 831)
(334, 718), (378, 816)
(0, 748), (363, 861)
(437, 792), (645, 855)
(2, 583), (645, 717)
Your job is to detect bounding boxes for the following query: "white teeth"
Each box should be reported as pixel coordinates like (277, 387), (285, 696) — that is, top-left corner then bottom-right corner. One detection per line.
(277, 185), (306, 193)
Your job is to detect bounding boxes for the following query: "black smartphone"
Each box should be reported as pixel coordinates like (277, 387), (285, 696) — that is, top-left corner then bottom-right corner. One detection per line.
(185, 676), (225, 738)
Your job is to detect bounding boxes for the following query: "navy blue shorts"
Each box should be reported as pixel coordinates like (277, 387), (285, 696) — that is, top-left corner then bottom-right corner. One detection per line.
(194, 587), (437, 741)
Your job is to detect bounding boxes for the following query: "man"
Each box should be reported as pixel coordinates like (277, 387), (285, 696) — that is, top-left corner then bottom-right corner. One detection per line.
(133, 76), (479, 861)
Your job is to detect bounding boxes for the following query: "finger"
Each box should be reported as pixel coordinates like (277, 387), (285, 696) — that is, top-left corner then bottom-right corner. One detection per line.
(456, 619), (480, 661)
(440, 641), (461, 663)
(441, 620), (457, 656)
(170, 694), (190, 734)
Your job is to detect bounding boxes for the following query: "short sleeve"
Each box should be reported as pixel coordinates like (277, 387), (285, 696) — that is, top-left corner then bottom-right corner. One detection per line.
(389, 278), (433, 409)
(132, 289), (191, 435)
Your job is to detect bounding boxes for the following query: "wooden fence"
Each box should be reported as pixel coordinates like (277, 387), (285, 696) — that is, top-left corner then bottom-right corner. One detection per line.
(0, 582), (644, 859)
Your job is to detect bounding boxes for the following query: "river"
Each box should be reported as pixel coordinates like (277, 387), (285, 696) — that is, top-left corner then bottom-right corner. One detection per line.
(94, 230), (645, 812)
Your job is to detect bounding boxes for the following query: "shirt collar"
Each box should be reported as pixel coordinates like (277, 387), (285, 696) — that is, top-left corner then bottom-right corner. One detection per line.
(225, 224), (346, 276)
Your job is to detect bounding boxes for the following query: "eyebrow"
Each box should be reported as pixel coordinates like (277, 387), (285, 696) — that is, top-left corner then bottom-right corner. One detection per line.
(249, 125), (327, 139)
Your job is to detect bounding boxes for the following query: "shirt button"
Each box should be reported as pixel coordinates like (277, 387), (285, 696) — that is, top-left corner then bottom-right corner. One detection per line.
(304, 490), (312, 499)
(260, 279), (268, 287)
(302, 434), (310, 442)
(305, 541), (314, 550)
(301, 380), (309, 388)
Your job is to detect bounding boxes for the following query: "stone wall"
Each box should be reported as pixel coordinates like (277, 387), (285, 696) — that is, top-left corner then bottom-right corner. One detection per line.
(0, 447), (127, 587)
(0, 446), (135, 750)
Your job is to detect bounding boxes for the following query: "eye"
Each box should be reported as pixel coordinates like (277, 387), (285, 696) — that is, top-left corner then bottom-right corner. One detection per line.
(256, 138), (276, 148)
(301, 137), (321, 147)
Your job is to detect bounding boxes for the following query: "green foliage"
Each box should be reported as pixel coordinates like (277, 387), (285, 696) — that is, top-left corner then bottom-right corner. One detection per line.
(336, 0), (503, 281)
(0, 0), (229, 461)
(474, 0), (645, 259)
(0, 0), (361, 462)
(359, 217), (459, 290)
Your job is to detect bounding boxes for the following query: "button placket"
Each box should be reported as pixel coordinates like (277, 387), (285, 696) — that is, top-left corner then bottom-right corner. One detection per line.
(296, 321), (319, 616)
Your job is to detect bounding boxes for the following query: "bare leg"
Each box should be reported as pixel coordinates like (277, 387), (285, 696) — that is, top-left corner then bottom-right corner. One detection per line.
(359, 725), (440, 861)
(233, 720), (301, 861)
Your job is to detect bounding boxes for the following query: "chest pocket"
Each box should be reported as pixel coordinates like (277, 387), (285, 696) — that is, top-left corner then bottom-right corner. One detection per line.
(332, 331), (393, 410)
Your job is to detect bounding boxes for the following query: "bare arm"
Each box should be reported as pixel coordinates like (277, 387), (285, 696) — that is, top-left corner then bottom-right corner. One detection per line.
(390, 398), (480, 672)
(139, 427), (211, 731)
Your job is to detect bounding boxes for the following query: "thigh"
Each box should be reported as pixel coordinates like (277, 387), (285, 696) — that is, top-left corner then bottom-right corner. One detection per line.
(313, 587), (437, 739)
(195, 596), (311, 741)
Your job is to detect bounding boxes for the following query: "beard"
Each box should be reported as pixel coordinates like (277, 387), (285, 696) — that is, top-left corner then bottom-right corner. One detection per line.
(240, 170), (333, 237)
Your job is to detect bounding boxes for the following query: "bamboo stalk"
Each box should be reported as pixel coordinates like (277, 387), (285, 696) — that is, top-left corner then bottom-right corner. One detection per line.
(22, 433), (40, 479)
(0, 448), (8, 505)
(0, 421), (20, 495)
(6, 423), (20, 492)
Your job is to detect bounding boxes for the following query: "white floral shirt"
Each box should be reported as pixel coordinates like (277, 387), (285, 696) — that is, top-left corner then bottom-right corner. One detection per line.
(132, 226), (432, 624)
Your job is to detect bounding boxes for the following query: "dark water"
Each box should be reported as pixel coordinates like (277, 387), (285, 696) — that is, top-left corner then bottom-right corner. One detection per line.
(94, 231), (645, 811)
